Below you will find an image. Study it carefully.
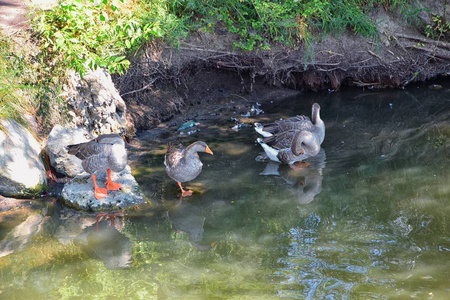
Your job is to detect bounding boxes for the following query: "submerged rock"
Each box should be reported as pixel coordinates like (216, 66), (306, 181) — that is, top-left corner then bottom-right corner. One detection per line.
(0, 213), (44, 257)
(0, 119), (47, 198)
(0, 196), (48, 258)
(61, 166), (146, 212)
(74, 217), (132, 269)
(52, 207), (131, 269)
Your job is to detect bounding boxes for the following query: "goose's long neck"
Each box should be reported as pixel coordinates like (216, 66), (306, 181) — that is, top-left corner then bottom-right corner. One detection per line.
(312, 105), (325, 144)
(185, 143), (202, 159)
(311, 106), (322, 126)
(291, 131), (317, 156)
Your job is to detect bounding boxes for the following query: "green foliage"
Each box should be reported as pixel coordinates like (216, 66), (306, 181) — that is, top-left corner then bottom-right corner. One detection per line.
(199, 0), (313, 51)
(425, 14), (450, 40)
(193, 0), (418, 51)
(31, 0), (167, 76)
(0, 37), (36, 129)
(0, 32), (68, 132)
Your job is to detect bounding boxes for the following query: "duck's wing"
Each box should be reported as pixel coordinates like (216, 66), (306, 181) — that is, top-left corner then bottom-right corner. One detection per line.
(67, 139), (107, 160)
(262, 130), (295, 149)
(261, 115), (312, 135)
(81, 152), (110, 174)
(277, 115), (314, 132)
(164, 143), (185, 168)
(96, 134), (123, 145)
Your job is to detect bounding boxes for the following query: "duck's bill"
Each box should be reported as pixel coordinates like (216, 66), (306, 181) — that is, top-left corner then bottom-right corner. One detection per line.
(205, 146), (213, 155)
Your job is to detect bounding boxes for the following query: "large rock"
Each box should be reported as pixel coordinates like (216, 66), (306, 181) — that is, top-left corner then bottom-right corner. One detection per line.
(61, 166), (147, 212)
(46, 125), (93, 177)
(0, 119), (47, 197)
(62, 68), (130, 135)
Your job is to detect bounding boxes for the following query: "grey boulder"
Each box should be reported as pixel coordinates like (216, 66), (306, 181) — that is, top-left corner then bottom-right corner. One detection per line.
(0, 119), (47, 197)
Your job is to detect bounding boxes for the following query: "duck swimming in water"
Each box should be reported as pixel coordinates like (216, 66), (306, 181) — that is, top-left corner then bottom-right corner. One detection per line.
(255, 103), (325, 164)
(67, 134), (127, 200)
(255, 102), (325, 144)
(257, 129), (321, 164)
(164, 141), (213, 197)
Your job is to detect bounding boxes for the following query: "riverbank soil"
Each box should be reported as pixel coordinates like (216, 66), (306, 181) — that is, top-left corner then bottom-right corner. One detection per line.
(116, 1), (450, 131)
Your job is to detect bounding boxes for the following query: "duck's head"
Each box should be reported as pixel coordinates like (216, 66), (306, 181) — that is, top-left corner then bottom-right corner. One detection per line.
(190, 141), (213, 155)
(291, 130), (319, 156)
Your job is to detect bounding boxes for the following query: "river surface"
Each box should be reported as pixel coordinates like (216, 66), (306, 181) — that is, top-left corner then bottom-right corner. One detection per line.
(1, 81), (449, 299)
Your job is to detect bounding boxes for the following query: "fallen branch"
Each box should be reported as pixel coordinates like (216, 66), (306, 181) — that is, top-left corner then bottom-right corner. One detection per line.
(120, 82), (154, 97)
(408, 45), (450, 61)
(368, 50), (383, 61)
(353, 81), (382, 87)
(396, 34), (450, 51)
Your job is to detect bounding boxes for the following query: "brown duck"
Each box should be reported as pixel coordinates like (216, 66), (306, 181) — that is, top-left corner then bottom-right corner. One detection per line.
(164, 141), (213, 197)
(67, 134), (127, 200)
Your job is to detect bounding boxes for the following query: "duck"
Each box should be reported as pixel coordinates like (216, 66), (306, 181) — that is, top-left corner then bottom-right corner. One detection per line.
(257, 129), (320, 164)
(67, 134), (127, 200)
(254, 103), (325, 145)
(164, 141), (213, 197)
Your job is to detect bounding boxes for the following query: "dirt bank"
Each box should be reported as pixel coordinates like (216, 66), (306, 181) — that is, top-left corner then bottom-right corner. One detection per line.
(115, 3), (450, 131)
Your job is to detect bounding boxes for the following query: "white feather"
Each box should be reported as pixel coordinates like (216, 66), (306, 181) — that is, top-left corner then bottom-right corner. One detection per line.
(254, 123), (274, 138)
(257, 138), (280, 162)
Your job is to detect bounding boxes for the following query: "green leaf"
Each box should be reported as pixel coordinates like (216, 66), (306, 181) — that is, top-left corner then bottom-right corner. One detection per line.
(114, 55), (126, 62)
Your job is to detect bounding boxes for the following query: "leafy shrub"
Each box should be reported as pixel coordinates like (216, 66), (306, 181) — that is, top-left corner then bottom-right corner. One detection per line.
(31, 0), (169, 76)
(425, 14), (450, 40)
(193, 0), (417, 51)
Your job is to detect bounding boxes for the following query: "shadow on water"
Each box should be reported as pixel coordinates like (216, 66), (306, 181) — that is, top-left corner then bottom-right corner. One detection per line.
(0, 80), (449, 298)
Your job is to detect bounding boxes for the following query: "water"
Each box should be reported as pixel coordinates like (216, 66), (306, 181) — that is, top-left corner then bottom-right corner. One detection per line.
(1, 81), (449, 299)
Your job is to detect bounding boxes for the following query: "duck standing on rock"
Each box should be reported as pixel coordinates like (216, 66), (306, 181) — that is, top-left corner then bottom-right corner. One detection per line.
(255, 103), (325, 164)
(164, 141), (213, 197)
(67, 134), (127, 200)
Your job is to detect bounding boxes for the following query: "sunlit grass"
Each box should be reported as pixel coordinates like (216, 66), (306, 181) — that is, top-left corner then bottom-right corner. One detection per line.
(0, 36), (36, 131)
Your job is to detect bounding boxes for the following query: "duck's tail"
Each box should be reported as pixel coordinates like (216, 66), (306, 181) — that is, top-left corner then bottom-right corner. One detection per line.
(257, 138), (280, 163)
(254, 123), (274, 138)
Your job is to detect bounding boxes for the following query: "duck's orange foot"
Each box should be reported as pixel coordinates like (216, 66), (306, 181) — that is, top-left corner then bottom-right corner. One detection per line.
(295, 161), (309, 168)
(94, 187), (108, 200)
(290, 161), (310, 171)
(181, 190), (193, 197)
(106, 180), (122, 191)
(178, 181), (193, 197)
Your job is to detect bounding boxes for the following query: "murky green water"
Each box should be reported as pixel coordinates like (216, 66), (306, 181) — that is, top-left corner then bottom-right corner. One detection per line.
(1, 81), (449, 299)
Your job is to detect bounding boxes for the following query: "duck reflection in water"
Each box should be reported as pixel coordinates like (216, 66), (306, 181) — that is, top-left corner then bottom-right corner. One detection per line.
(167, 198), (215, 251)
(260, 149), (326, 204)
(74, 212), (132, 269)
